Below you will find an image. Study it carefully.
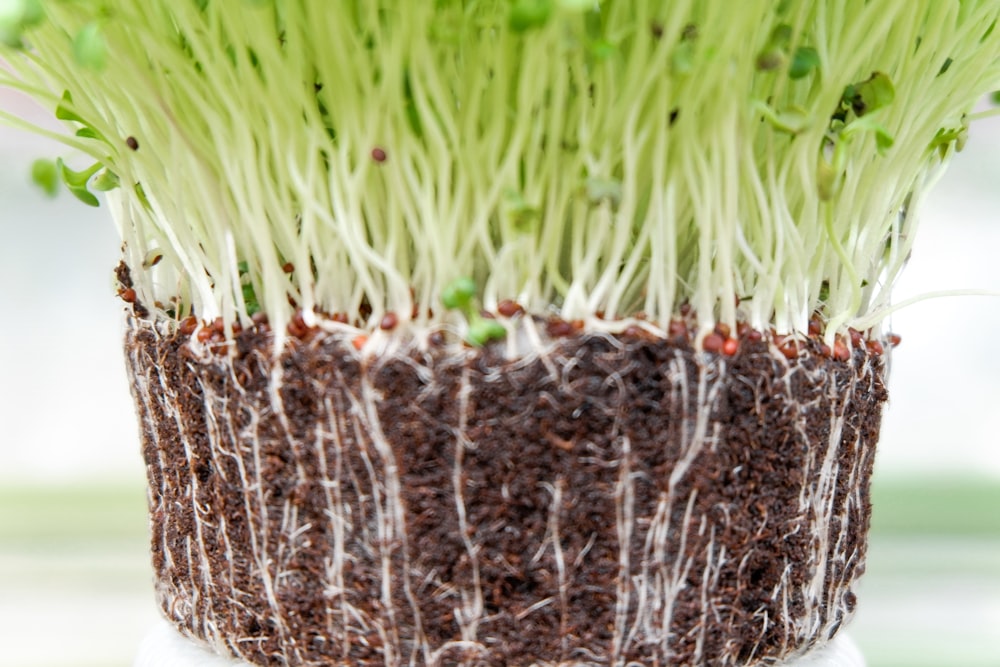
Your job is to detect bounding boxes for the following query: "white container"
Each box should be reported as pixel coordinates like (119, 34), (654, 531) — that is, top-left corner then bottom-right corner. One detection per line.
(135, 619), (866, 667)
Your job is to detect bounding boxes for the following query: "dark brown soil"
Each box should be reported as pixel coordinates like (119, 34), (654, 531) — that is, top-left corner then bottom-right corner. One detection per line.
(126, 321), (886, 666)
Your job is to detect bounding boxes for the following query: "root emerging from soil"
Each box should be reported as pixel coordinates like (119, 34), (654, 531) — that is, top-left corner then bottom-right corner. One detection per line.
(127, 322), (886, 667)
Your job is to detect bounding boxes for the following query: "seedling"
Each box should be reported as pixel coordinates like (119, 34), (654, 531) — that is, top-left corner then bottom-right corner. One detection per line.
(1, 1), (996, 346)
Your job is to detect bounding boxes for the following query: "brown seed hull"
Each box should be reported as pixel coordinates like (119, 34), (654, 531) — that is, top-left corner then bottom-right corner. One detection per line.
(126, 322), (886, 667)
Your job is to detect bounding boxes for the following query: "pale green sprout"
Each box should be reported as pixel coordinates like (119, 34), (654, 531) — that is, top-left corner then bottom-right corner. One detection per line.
(1, 0), (999, 345)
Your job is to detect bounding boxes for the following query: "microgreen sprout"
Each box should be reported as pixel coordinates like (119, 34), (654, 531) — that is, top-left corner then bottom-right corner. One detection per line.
(1, 1), (999, 345)
(30, 158), (58, 197)
(30, 155), (117, 206)
(0, 0), (43, 48)
(441, 277), (507, 347)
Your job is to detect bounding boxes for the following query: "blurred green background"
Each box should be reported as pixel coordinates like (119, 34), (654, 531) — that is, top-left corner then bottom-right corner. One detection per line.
(1, 94), (998, 666)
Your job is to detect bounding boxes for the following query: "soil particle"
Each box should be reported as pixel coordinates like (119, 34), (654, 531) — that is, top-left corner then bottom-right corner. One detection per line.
(126, 321), (886, 666)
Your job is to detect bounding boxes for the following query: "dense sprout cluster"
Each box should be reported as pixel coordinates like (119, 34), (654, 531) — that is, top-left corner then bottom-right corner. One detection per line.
(2, 0), (999, 345)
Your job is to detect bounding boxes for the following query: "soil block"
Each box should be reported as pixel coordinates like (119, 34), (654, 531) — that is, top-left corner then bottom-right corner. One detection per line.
(126, 321), (886, 666)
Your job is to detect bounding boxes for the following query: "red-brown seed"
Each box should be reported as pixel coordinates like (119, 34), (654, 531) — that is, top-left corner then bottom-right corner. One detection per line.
(887, 333), (902, 347)
(352, 335), (368, 350)
(819, 343), (832, 357)
(866, 339), (884, 355)
(179, 316), (198, 335)
(211, 317), (225, 334)
(808, 318), (822, 336)
(715, 323), (731, 339)
(196, 326), (214, 343)
(547, 318), (574, 337)
(745, 328), (763, 342)
(331, 312), (349, 324)
(833, 340), (850, 361)
(287, 312), (309, 338)
(120, 287), (136, 303)
(848, 328), (863, 347)
(126, 136), (139, 151)
(778, 338), (799, 359)
(282, 262), (295, 273)
(371, 147), (387, 163)
(497, 299), (523, 318)
(702, 332), (724, 353)
(379, 312), (399, 330)
(722, 338), (738, 356)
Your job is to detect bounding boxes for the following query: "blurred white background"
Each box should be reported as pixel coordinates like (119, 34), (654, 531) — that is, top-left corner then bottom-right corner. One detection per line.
(0, 92), (140, 484)
(0, 92), (998, 667)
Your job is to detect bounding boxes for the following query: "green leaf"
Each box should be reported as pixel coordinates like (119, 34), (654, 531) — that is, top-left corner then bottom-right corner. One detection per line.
(0, 29), (22, 49)
(441, 277), (478, 312)
(134, 182), (151, 210)
(503, 190), (540, 231)
(818, 280), (830, 303)
(401, 69), (423, 139)
(91, 168), (120, 192)
(67, 185), (100, 207)
(57, 158), (101, 188)
(671, 39), (696, 74)
(588, 38), (617, 62)
(816, 157), (837, 201)
(789, 46), (820, 79)
(467, 318), (507, 346)
(30, 158), (59, 197)
(756, 101), (810, 135)
(873, 126), (894, 154)
(585, 177), (623, 207)
(841, 114), (894, 154)
(756, 48), (784, 71)
(18, 0), (42, 26)
(74, 126), (109, 143)
(756, 23), (792, 71)
(56, 158), (102, 206)
(929, 124), (968, 158)
(847, 71), (895, 117)
(509, 0), (552, 33)
(983, 19), (997, 42)
(73, 22), (108, 70)
(242, 282), (261, 315)
(0, 0), (43, 48)
(55, 91), (85, 123)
